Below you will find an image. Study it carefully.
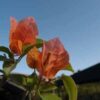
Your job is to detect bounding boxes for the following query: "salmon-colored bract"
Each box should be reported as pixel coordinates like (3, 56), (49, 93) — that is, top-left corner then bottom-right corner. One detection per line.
(27, 38), (69, 79)
(9, 17), (38, 55)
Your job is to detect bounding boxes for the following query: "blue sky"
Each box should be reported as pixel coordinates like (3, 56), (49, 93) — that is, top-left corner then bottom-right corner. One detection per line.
(0, 0), (100, 76)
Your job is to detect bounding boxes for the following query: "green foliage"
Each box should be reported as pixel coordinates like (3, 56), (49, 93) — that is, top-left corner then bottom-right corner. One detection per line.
(64, 64), (74, 72)
(62, 75), (77, 100)
(0, 55), (6, 61)
(78, 82), (100, 95)
(40, 93), (61, 100)
(26, 74), (39, 91)
(3, 61), (15, 76)
(0, 46), (14, 59)
(9, 74), (27, 87)
(9, 73), (39, 91)
(0, 46), (15, 76)
(39, 82), (57, 92)
(0, 44), (77, 100)
(0, 17), (77, 100)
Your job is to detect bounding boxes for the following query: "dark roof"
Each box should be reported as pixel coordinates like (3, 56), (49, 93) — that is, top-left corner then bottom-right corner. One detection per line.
(56, 63), (100, 86)
(71, 63), (100, 84)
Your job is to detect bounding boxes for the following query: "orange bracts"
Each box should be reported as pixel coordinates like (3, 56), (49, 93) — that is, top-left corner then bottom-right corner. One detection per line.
(27, 38), (69, 79)
(26, 47), (41, 69)
(9, 17), (38, 55)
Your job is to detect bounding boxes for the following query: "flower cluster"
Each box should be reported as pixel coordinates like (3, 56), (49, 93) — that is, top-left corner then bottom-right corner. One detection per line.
(9, 17), (70, 80)
(0, 17), (77, 100)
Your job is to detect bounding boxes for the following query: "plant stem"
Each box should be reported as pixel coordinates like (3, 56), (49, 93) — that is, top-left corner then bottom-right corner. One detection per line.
(29, 92), (32, 100)
(21, 91), (28, 100)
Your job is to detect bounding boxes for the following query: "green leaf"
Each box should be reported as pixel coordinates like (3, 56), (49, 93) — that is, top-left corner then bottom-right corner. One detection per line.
(26, 76), (33, 85)
(26, 75), (37, 90)
(64, 64), (74, 72)
(3, 61), (15, 76)
(0, 55), (6, 61)
(0, 46), (14, 59)
(40, 83), (57, 92)
(27, 73), (40, 90)
(9, 73), (27, 87)
(40, 93), (61, 100)
(62, 75), (77, 100)
(10, 73), (39, 91)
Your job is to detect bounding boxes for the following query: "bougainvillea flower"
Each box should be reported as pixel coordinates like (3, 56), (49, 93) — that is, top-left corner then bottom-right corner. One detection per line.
(27, 38), (69, 79)
(26, 47), (41, 69)
(9, 17), (38, 55)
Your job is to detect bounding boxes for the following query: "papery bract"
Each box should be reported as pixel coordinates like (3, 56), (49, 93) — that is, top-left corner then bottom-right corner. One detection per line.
(26, 47), (41, 69)
(27, 38), (69, 79)
(9, 17), (38, 55)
